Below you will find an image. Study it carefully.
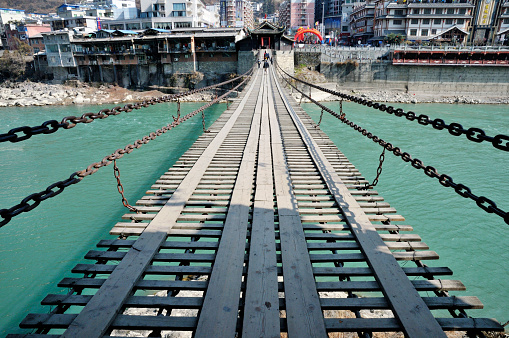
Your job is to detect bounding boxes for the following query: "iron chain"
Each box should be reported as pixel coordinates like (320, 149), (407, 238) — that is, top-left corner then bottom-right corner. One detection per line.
(113, 160), (139, 213)
(0, 69), (252, 144)
(0, 70), (253, 228)
(0, 173), (81, 228)
(277, 65), (509, 152)
(276, 67), (508, 225)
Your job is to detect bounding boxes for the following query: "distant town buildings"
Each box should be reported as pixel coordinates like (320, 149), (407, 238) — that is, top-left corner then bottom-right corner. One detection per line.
(278, 0), (315, 32)
(219, 0), (254, 29)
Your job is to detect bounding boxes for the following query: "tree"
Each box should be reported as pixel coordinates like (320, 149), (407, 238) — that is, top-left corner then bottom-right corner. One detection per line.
(0, 50), (26, 80)
(12, 37), (33, 56)
(383, 33), (405, 45)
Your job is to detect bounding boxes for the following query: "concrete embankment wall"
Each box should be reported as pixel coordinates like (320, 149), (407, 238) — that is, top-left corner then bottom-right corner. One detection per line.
(319, 61), (509, 96)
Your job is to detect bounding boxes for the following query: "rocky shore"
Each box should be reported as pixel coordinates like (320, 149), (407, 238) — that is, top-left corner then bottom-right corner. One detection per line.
(0, 80), (214, 108)
(1, 79), (508, 108)
(318, 85), (509, 105)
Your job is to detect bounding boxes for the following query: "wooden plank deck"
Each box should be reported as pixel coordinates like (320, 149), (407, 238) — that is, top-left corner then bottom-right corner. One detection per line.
(9, 61), (504, 338)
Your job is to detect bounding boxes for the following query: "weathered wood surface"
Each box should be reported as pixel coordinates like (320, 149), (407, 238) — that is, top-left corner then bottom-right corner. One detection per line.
(12, 64), (504, 338)
(272, 66), (447, 337)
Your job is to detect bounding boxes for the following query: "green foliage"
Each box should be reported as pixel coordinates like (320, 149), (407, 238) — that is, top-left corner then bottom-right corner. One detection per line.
(294, 64), (307, 76)
(383, 33), (405, 45)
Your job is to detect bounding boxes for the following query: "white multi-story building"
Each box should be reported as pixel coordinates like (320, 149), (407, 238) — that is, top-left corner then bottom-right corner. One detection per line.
(219, 0), (253, 29)
(140, 0), (219, 28)
(0, 8), (25, 37)
(373, 0), (474, 44)
(496, 0), (509, 43)
(341, 0), (366, 41)
(350, 1), (375, 43)
(93, 0), (137, 9)
(42, 30), (78, 79)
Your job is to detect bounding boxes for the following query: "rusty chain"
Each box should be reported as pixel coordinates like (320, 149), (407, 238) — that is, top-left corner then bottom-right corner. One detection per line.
(277, 65), (509, 152)
(359, 148), (386, 190)
(0, 70), (252, 144)
(0, 70), (252, 227)
(113, 160), (139, 213)
(277, 67), (509, 225)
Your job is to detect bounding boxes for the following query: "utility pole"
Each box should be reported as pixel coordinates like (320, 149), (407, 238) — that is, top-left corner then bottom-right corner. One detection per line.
(321, 0), (325, 42)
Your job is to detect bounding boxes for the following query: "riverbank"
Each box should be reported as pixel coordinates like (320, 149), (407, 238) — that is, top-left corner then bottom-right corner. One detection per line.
(0, 80), (214, 107)
(291, 84), (509, 104)
(2, 78), (509, 107)
(289, 69), (509, 104)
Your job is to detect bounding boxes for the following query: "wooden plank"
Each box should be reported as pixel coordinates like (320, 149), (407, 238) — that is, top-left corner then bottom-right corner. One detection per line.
(318, 296), (483, 310)
(242, 72), (280, 337)
(268, 69), (327, 337)
(61, 70), (262, 338)
(271, 67), (446, 337)
(195, 70), (263, 337)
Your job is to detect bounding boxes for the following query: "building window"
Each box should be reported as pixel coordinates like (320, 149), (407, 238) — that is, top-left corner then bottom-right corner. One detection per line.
(172, 11), (186, 16)
(411, 19), (418, 24)
(434, 18), (441, 25)
(342, 25), (348, 31)
(412, 9), (419, 14)
(459, 8), (466, 14)
(436, 8), (442, 14)
(445, 18), (453, 24)
(174, 22), (192, 28)
(395, 9), (403, 15)
(504, 18), (509, 24)
(47, 44), (58, 53)
(431, 29), (437, 35)
(423, 8), (431, 14)
(173, 3), (186, 10)
(423, 18), (430, 24)
(447, 8), (454, 14)
(457, 19), (464, 25)
(410, 29), (417, 36)
(393, 19), (402, 25)
(421, 29), (428, 36)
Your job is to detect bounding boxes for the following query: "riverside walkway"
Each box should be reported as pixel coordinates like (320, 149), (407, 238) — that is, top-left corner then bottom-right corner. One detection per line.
(8, 64), (504, 337)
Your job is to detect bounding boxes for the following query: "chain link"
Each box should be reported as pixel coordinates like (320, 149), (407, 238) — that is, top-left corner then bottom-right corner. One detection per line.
(0, 69), (252, 144)
(0, 70), (253, 228)
(113, 160), (139, 213)
(0, 173), (81, 228)
(277, 65), (509, 152)
(360, 148), (385, 190)
(276, 66), (508, 225)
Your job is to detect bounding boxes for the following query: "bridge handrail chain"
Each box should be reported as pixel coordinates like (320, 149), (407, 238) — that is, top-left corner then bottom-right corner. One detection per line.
(0, 71), (253, 228)
(0, 69), (253, 144)
(276, 64), (509, 152)
(276, 67), (509, 225)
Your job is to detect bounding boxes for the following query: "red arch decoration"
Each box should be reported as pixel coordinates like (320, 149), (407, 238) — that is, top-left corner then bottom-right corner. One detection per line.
(294, 28), (323, 42)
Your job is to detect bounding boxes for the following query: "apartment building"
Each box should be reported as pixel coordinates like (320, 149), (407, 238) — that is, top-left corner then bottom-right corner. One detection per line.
(350, 1), (375, 43)
(4, 23), (52, 51)
(140, 0), (219, 28)
(289, 0), (315, 31)
(342, 0), (366, 41)
(219, 0), (253, 29)
(496, 0), (509, 43)
(372, 0), (474, 44)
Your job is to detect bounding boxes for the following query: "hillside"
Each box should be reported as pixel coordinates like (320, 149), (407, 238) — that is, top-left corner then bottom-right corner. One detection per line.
(0, 0), (61, 14)
(0, 0), (144, 14)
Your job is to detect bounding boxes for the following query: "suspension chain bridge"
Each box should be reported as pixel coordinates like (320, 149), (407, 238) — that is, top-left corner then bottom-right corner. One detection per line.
(2, 54), (507, 337)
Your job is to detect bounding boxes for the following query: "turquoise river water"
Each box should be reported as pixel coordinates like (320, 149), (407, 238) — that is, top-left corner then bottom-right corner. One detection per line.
(0, 101), (507, 335)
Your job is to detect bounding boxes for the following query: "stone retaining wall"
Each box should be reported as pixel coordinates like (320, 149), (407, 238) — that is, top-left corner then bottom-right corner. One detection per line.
(320, 61), (509, 96)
